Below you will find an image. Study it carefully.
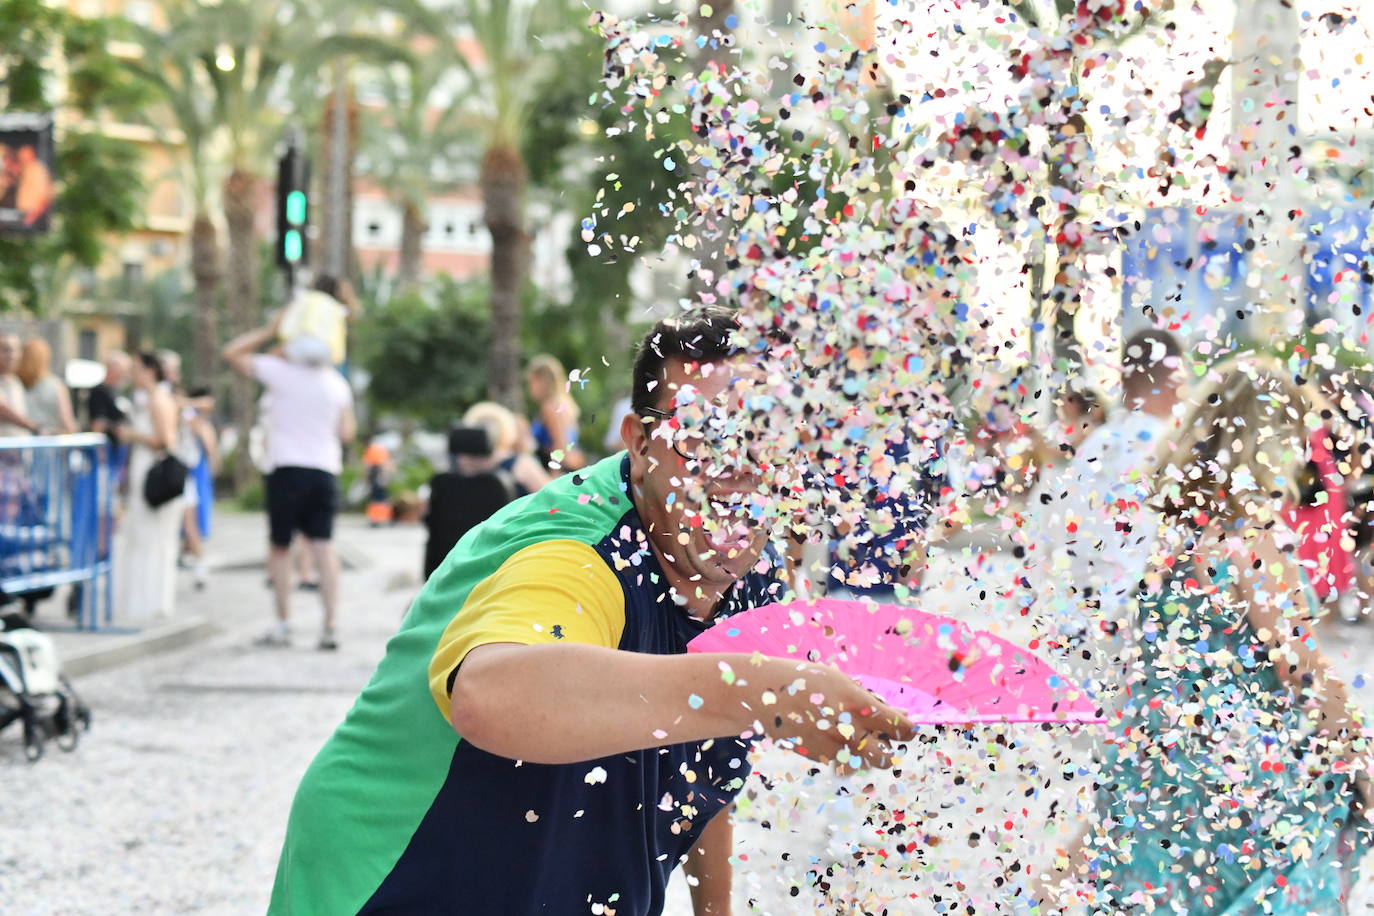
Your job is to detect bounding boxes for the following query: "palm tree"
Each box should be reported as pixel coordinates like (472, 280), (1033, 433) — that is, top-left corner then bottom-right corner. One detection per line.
(172, 0), (296, 487)
(293, 3), (438, 283)
(442, 0), (583, 410)
(357, 38), (475, 293)
(121, 13), (224, 389)
(130, 0), (416, 486)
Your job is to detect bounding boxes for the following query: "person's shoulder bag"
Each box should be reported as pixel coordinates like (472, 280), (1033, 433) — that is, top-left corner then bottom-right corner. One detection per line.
(144, 452), (188, 509)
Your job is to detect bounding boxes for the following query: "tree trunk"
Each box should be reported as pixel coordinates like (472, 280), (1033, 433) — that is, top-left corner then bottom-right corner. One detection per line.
(396, 200), (426, 294)
(318, 81), (360, 283)
(223, 167), (261, 492)
(189, 211), (221, 389)
(481, 144), (530, 412)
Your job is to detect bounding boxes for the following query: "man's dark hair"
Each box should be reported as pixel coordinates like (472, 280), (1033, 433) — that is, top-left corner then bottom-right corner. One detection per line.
(1122, 329), (1182, 397)
(631, 307), (740, 415)
(314, 275), (340, 299)
(138, 351), (166, 384)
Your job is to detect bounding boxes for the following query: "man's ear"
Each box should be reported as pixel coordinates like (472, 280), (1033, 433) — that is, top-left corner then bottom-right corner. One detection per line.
(620, 409), (647, 455)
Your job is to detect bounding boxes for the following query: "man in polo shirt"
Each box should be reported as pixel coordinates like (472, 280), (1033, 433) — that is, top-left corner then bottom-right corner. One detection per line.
(269, 307), (915, 915)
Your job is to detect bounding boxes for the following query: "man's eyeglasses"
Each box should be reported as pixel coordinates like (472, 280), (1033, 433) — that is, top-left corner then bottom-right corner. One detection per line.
(640, 405), (757, 469)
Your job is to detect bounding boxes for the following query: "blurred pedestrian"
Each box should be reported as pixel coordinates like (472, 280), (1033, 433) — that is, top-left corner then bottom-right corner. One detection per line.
(1044, 329), (1186, 646)
(362, 439), (393, 527)
(17, 338), (76, 434)
(1338, 376), (1374, 617)
(87, 350), (131, 443)
(0, 334), (38, 437)
(1023, 386), (1106, 513)
(526, 354), (584, 471)
(224, 312), (355, 650)
(280, 276), (349, 368)
(177, 387), (217, 591)
(1044, 387), (1105, 461)
(1081, 358), (1372, 912)
(459, 401), (551, 496)
(157, 349), (212, 588)
(114, 353), (182, 621)
(602, 393), (633, 454)
(1287, 372), (1361, 623)
(422, 404), (550, 578)
(74, 350), (131, 617)
(826, 432), (946, 600)
(157, 348), (183, 389)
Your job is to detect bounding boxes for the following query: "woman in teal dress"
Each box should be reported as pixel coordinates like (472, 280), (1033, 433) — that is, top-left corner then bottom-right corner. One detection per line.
(1091, 359), (1371, 914)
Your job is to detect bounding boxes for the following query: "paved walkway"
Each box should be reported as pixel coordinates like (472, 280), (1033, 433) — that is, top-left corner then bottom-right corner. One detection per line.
(1, 513), (1371, 913)
(0, 511), (428, 915)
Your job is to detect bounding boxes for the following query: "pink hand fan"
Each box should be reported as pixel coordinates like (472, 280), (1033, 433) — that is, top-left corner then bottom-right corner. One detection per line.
(688, 598), (1103, 725)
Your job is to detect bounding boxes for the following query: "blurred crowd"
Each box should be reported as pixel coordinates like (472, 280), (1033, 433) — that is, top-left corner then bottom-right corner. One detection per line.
(0, 335), (216, 623)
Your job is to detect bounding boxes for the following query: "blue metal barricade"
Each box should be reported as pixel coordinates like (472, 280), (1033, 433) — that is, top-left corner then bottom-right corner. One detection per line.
(0, 434), (114, 630)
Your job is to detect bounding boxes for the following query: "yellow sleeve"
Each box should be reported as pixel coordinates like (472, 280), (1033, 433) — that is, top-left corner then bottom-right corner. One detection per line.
(427, 539), (625, 723)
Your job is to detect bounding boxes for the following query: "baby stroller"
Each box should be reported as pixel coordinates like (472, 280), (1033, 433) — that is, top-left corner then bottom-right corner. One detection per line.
(0, 612), (91, 762)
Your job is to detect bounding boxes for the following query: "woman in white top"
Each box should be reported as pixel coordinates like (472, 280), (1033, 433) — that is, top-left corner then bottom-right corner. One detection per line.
(115, 352), (182, 621)
(17, 338), (76, 434)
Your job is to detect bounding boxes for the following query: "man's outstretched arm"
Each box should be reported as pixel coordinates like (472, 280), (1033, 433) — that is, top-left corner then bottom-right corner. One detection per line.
(449, 642), (914, 768)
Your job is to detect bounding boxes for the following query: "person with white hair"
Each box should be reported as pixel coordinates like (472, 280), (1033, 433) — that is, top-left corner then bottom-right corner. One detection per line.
(458, 401), (550, 496)
(223, 311), (355, 650)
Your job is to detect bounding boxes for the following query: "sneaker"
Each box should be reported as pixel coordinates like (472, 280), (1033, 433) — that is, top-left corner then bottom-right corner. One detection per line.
(318, 630), (338, 651)
(298, 580), (320, 592)
(255, 624), (291, 648)
(193, 561), (208, 592)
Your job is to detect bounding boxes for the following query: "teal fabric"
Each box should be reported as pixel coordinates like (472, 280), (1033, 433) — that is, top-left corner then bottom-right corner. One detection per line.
(1095, 562), (1369, 914)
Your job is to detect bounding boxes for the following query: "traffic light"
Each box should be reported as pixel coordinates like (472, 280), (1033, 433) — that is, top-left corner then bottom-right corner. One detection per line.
(276, 141), (311, 270)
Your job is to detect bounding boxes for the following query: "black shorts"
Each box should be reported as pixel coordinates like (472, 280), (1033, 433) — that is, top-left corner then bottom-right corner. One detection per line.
(266, 467), (339, 547)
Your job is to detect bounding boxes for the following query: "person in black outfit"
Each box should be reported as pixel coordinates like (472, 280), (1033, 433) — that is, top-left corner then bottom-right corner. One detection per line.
(87, 351), (131, 443)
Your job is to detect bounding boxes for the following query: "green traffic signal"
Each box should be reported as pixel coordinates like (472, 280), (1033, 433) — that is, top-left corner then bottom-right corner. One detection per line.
(283, 229), (303, 263)
(286, 190), (307, 225)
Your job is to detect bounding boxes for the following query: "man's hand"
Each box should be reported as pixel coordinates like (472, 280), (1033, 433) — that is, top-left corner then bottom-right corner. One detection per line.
(448, 643), (915, 767)
(754, 661), (915, 769)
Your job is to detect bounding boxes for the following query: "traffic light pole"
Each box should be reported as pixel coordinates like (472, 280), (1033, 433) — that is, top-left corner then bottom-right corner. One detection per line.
(276, 126), (310, 294)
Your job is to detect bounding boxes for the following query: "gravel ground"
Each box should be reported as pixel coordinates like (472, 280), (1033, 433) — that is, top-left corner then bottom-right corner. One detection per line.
(2, 514), (1372, 914)
(0, 514), (428, 915)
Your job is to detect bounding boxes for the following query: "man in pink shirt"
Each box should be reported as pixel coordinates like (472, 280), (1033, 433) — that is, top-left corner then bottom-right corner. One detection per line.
(224, 312), (356, 649)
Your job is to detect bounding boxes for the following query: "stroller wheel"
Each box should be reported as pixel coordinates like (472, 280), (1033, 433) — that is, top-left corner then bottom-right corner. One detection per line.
(59, 677), (92, 732)
(55, 699), (79, 752)
(55, 724), (78, 752)
(22, 717), (44, 763)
